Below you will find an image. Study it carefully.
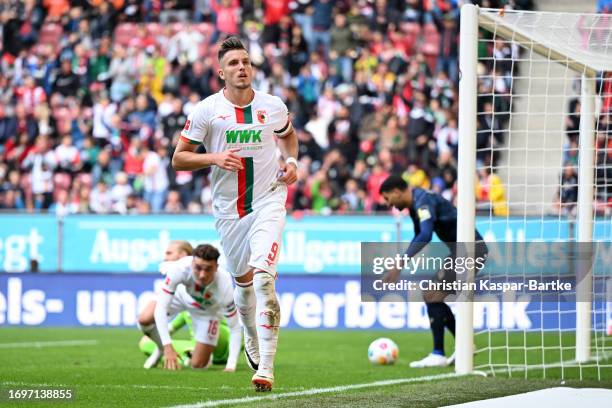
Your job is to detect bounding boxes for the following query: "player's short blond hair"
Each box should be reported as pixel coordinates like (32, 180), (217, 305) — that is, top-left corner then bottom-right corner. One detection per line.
(171, 240), (193, 256)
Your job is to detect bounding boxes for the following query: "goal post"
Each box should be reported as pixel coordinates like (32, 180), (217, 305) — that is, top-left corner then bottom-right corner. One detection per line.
(456, 3), (479, 375)
(457, 4), (610, 378)
(576, 74), (596, 363)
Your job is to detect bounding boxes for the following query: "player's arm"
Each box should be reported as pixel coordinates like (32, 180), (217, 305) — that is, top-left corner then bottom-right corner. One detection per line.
(222, 299), (242, 372)
(160, 262), (189, 335)
(384, 206), (434, 283)
(276, 112), (299, 185)
(404, 217), (434, 257)
(172, 139), (244, 172)
(405, 200), (436, 257)
(154, 269), (181, 370)
(172, 107), (243, 172)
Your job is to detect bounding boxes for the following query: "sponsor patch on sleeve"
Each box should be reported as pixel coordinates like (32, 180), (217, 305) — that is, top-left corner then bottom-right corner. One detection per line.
(417, 206), (432, 222)
(180, 114), (201, 144)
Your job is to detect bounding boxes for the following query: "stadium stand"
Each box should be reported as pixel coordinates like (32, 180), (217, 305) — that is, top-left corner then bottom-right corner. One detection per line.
(0, 0), (540, 215)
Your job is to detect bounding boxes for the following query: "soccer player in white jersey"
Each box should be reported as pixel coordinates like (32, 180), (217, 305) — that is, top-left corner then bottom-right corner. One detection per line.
(137, 244), (242, 372)
(172, 37), (298, 391)
(138, 240), (234, 369)
(138, 239), (194, 369)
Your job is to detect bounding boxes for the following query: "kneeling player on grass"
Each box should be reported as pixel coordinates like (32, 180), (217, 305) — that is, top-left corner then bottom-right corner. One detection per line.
(138, 240), (235, 367)
(380, 175), (488, 368)
(138, 306), (230, 369)
(137, 244), (242, 371)
(139, 307), (235, 367)
(138, 240), (194, 367)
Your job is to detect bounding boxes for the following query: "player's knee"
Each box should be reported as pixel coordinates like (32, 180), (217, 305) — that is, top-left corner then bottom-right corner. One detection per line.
(253, 272), (280, 317)
(138, 304), (155, 326)
(253, 271), (276, 296)
(138, 314), (153, 327)
(234, 268), (254, 286)
(234, 280), (255, 314)
(190, 355), (210, 369)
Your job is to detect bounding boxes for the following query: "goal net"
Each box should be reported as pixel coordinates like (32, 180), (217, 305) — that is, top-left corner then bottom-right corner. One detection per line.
(456, 5), (612, 380)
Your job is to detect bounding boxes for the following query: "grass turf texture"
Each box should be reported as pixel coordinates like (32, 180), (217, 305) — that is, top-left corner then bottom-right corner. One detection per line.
(0, 328), (610, 407)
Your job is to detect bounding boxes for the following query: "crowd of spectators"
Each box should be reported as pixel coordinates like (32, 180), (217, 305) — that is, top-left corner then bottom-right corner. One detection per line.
(0, 0), (531, 215)
(555, 77), (612, 216)
(551, 1), (612, 216)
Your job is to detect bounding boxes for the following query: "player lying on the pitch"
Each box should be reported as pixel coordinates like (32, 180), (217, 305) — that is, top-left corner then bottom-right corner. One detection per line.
(380, 175), (488, 368)
(138, 243), (242, 371)
(139, 311), (234, 367)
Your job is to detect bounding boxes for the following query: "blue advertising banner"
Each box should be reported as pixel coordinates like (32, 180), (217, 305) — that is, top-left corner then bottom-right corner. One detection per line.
(0, 214), (609, 274)
(58, 215), (582, 274)
(60, 215), (406, 273)
(0, 215), (58, 273)
(61, 215), (219, 273)
(1, 274), (609, 331)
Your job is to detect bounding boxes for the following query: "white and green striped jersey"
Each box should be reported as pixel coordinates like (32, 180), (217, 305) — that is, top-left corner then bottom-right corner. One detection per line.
(159, 256), (237, 319)
(180, 89), (293, 219)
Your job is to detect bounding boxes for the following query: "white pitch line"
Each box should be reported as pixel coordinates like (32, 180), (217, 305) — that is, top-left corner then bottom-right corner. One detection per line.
(168, 351), (612, 408)
(0, 340), (99, 349)
(2, 381), (71, 388)
(166, 372), (463, 408)
(1, 381), (210, 392)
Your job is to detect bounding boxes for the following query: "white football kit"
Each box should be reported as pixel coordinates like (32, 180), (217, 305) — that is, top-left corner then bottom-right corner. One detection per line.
(180, 89), (293, 277)
(154, 256), (239, 348)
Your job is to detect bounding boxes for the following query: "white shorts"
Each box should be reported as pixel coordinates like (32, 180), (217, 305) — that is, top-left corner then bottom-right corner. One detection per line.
(215, 200), (286, 278)
(166, 286), (220, 346)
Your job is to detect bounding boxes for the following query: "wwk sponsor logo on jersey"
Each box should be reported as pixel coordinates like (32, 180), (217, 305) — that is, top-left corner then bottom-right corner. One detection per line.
(225, 129), (263, 144)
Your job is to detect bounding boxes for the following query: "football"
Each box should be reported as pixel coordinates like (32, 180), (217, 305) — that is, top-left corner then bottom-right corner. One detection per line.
(368, 338), (399, 365)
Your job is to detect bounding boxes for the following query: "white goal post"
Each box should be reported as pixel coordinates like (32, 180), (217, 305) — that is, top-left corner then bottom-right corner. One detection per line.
(456, 4), (612, 377)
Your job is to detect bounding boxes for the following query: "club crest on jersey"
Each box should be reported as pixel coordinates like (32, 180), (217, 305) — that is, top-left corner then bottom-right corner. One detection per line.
(183, 119), (191, 132)
(256, 109), (267, 124)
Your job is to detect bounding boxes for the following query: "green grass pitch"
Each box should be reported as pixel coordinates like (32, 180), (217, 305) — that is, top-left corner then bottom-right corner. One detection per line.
(0, 327), (610, 407)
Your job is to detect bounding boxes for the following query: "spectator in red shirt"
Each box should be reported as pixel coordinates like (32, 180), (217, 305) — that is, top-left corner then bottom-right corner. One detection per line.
(4, 133), (33, 168)
(43, 0), (69, 21)
(16, 76), (47, 115)
(124, 136), (145, 187)
(262, 0), (290, 44)
(366, 164), (390, 211)
(210, 0), (240, 38)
